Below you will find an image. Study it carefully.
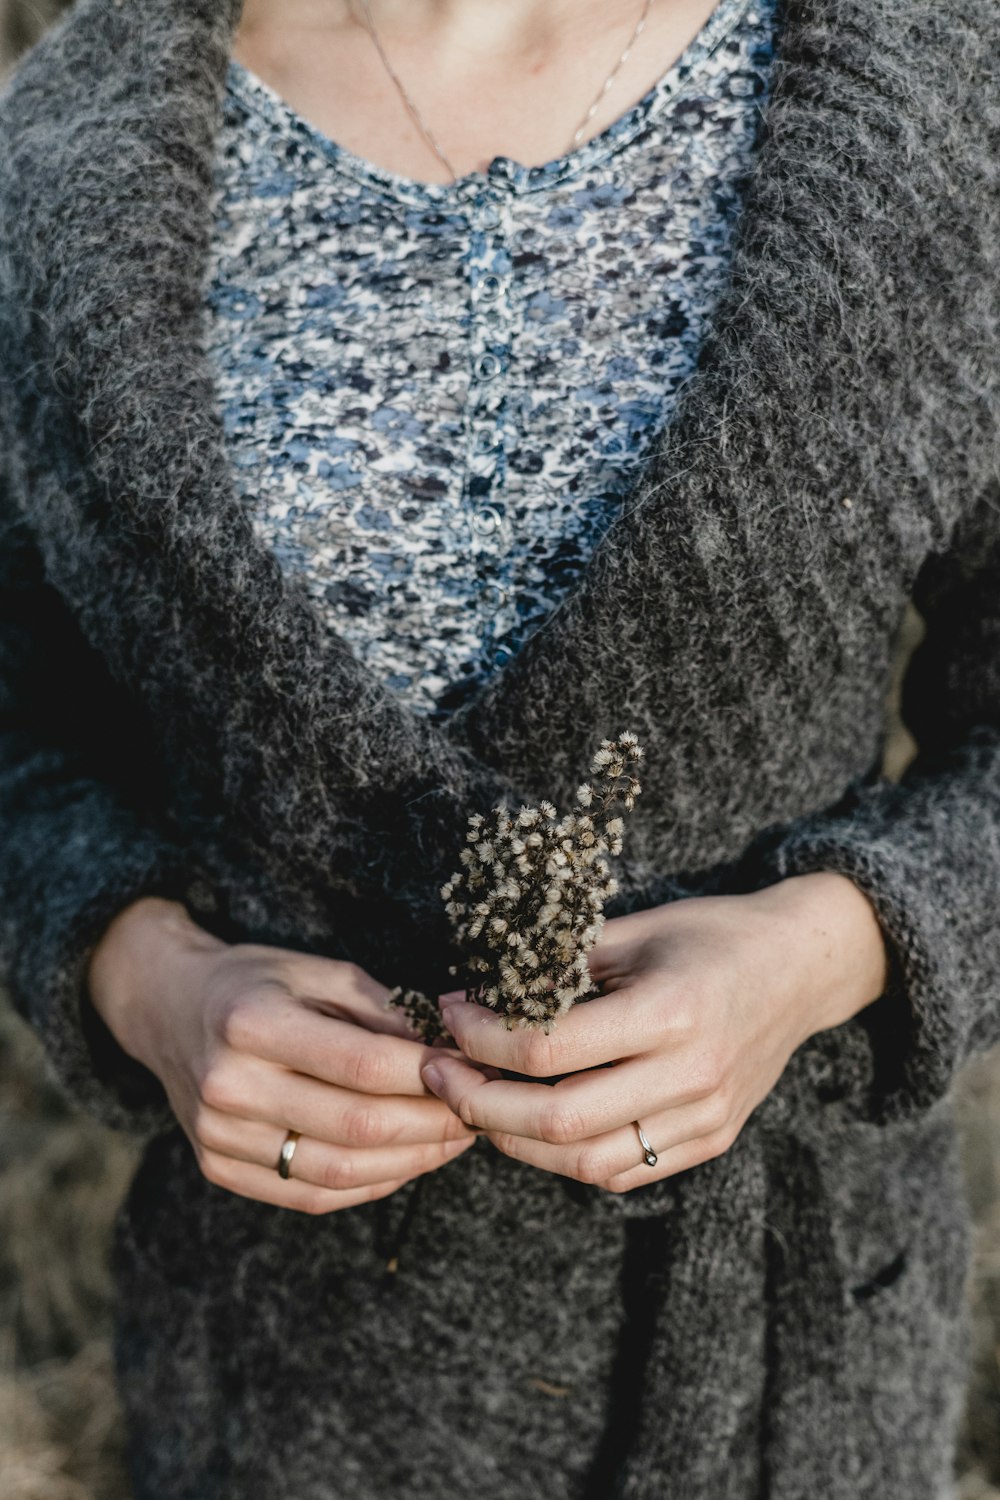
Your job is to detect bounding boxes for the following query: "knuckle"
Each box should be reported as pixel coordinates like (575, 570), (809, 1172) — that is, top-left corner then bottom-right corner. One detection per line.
(342, 1101), (388, 1148)
(199, 1061), (240, 1114)
(438, 1107), (474, 1141)
(335, 961), (367, 996)
(702, 1090), (734, 1136)
(539, 1100), (586, 1146)
(696, 1126), (734, 1165)
(518, 1028), (558, 1078)
(688, 1047), (726, 1101)
(573, 1143), (614, 1186)
(320, 1151), (359, 1191)
(343, 1044), (394, 1095)
(643, 993), (675, 1050)
(448, 1092), (480, 1131)
(300, 1189), (332, 1216)
(491, 1131), (526, 1161)
(197, 1148), (228, 1189)
(664, 993), (699, 1042)
(218, 996), (258, 1052)
(190, 1102), (217, 1148)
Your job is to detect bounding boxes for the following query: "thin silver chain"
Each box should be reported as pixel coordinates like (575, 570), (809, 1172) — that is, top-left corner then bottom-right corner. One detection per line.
(356, 0), (657, 185)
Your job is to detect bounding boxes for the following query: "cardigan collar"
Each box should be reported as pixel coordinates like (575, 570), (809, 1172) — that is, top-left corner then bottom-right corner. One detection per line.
(0, 0), (949, 904)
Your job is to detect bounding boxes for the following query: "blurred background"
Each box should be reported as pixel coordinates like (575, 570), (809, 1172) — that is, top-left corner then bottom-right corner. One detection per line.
(1, 4), (998, 1496)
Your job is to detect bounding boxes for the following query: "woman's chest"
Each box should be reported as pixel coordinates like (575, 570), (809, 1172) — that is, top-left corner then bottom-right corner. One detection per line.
(200, 0), (778, 711)
(201, 83), (768, 532)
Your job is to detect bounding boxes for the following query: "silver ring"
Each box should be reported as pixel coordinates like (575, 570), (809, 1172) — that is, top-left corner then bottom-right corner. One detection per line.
(635, 1121), (657, 1168)
(277, 1129), (301, 1180)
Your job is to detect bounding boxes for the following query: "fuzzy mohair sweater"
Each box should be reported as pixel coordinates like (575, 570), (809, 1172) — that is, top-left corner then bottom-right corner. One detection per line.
(0, 0), (998, 1495)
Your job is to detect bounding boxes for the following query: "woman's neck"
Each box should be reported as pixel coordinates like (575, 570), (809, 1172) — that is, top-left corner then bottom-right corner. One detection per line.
(231, 0), (727, 183)
(236, 0), (626, 59)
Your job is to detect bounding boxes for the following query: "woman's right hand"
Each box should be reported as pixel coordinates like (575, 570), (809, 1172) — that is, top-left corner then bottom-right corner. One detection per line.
(86, 896), (478, 1214)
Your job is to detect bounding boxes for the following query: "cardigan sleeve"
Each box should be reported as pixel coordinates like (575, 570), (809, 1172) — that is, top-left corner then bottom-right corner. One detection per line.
(735, 481), (1000, 1127)
(0, 501), (197, 1137)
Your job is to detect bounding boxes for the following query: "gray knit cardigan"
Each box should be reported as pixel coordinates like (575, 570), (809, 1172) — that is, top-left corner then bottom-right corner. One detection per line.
(0, 0), (998, 1496)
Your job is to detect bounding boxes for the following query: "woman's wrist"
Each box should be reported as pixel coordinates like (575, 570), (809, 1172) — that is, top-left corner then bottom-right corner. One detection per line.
(747, 871), (892, 1045)
(86, 896), (225, 1068)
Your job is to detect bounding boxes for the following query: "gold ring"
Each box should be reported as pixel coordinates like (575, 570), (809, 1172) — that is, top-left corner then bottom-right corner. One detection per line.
(277, 1129), (301, 1180)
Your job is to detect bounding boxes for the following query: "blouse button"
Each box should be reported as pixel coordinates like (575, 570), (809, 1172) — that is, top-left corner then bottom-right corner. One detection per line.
(481, 582), (509, 608)
(473, 429), (497, 454)
(471, 505), (502, 535)
(480, 274), (502, 300)
(476, 352), (503, 381)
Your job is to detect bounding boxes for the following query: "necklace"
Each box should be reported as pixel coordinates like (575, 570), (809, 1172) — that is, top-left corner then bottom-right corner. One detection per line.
(356, 0), (657, 185)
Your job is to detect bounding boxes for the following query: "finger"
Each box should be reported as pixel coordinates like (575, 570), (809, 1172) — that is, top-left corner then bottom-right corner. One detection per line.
(422, 1049), (708, 1142)
(583, 916), (647, 986)
(584, 907), (676, 984)
(202, 1054), (477, 1146)
(439, 987), (649, 1075)
(272, 953), (422, 1041)
(193, 1109), (477, 1191)
(600, 1114), (738, 1194)
(225, 994), (451, 1096)
(483, 1101), (734, 1188)
(195, 1148), (412, 1215)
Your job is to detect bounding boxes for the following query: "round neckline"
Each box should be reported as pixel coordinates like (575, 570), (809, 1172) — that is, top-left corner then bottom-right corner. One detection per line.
(225, 0), (756, 207)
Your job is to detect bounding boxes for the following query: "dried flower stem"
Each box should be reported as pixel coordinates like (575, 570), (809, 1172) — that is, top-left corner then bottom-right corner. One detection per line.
(387, 732), (643, 1038)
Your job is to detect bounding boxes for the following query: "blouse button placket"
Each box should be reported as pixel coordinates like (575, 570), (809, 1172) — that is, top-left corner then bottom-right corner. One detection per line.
(460, 169), (518, 651)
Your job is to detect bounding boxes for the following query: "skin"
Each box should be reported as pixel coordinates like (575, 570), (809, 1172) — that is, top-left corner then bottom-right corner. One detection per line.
(89, 874), (889, 1209)
(86, 0), (894, 1209)
(88, 898), (480, 1215)
(231, 0), (730, 183)
(423, 875), (889, 1194)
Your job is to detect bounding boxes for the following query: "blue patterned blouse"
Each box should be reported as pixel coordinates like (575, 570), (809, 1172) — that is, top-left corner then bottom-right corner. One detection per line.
(202, 0), (781, 716)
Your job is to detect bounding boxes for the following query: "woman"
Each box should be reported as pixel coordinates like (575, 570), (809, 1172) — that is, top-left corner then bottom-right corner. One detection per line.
(0, 0), (996, 1495)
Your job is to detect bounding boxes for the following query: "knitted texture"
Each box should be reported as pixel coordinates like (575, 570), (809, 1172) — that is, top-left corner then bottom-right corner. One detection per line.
(0, 0), (998, 1494)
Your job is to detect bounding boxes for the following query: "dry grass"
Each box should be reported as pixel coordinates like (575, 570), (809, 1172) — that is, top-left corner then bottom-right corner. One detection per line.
(956, 1053), (1000, 1499)
(0, 0), (69, 80)
(0, 1000), (137, 1500)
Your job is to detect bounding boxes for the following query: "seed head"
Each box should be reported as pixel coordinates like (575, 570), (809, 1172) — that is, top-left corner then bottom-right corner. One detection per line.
(393, 731), (644, 1035)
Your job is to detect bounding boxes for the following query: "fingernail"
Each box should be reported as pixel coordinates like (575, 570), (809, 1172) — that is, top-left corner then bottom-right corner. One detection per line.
(422, 1064), (444, 1094)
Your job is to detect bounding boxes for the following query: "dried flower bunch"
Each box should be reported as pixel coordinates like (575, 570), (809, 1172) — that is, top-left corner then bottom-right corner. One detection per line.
(389, 732), (643, 1042)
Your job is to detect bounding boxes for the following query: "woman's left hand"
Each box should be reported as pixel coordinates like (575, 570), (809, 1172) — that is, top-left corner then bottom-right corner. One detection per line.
(420, 873), (890, 1195)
